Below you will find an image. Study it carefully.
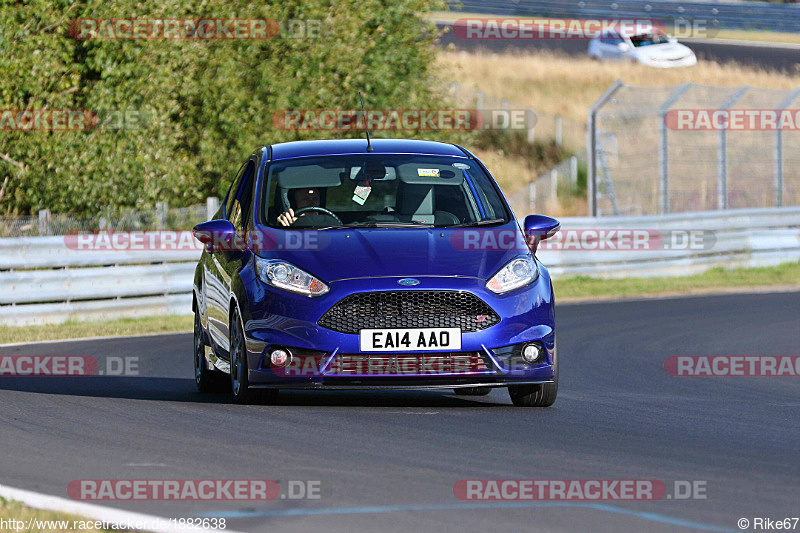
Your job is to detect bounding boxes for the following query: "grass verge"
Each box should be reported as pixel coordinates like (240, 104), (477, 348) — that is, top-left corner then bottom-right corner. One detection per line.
(0, 498), (112, 532)
(0, 314), (193, 344)
(554, 261), (800, 300)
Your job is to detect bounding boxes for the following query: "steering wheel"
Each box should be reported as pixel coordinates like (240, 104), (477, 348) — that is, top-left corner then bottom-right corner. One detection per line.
(293, 206), (342, 224)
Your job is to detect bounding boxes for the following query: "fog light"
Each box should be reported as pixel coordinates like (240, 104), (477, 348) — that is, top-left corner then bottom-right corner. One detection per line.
(521, 343), (543, 363)
(270, 348), (291, 366)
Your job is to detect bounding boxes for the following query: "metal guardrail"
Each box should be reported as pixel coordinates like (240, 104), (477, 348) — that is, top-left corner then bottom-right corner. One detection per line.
(538, 206), (800, 277)
(0, 207), (798, 325)
(447, 0), (800, 33)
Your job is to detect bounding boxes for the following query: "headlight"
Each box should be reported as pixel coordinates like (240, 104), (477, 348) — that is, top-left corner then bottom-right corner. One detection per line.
(486, 256), (539, 294)
(255, 257), (329, 297)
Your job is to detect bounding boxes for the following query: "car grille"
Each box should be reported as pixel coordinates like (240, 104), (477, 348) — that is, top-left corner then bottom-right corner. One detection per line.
(317, 290), (500, 334)
(326, 352), (494, 375)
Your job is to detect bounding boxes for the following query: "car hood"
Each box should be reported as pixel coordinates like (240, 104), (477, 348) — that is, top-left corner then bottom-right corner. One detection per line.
(258, 222), (526, 283)
(634, 42), (693, 60)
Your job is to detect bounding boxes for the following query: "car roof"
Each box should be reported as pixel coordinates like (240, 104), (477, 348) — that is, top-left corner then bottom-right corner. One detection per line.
(268, 139), (468, 161)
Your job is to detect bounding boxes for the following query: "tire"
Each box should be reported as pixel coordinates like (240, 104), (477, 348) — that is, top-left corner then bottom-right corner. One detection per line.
(454, 387), (492, 396)
(508, 341), (558, 407)
(229, 308), (279, 405)
(194, 310), (227, 393)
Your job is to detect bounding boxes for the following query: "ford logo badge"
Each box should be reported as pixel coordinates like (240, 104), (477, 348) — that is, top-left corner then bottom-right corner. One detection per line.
(398, 278), (420, 286)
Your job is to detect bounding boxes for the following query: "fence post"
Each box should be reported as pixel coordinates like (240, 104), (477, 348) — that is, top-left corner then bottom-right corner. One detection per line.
(476, 90), (483, 111)
(555, 115), (562, 146)
(716, 87), (749, 210)
(587, 80), (624, 217)
(570, 155), (578, 188)
(156, 202), (168, 227)
(657, 83), (693, 215)
(774, 89), (800, 207)
(38, 209), (50, 236)
(528, 181), (536, 214)
(206, 197), (220, 220)
(527, 108), (536, 144)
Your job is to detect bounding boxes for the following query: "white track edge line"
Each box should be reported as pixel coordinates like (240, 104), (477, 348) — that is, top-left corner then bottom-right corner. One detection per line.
(0, 483), (242, 533)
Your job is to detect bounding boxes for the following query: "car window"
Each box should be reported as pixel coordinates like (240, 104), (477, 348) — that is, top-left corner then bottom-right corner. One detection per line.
(228, 161), (256, 230)
(260, 154), (510, 229)
(223, 162), (247, 219)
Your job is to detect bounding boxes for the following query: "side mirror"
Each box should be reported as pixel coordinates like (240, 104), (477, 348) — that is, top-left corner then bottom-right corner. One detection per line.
(524, 215), (560, 253)
(193, 219), (235, 253)
(618, 42), (630, 51)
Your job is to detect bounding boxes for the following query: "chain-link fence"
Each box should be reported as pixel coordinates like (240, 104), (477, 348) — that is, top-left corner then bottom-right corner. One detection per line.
(589, 81), (800, 216)
(506, 153), (585, 216)
(0, 199), (218, 238)
(447, 82), (585, 151)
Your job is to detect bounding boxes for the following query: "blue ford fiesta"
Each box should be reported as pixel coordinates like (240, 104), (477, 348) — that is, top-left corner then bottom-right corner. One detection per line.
(192, 139), (560, 407)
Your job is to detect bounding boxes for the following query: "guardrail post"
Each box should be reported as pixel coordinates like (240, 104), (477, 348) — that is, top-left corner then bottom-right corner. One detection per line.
(38, 209), (50, 236)
(206, 197), (220, 220)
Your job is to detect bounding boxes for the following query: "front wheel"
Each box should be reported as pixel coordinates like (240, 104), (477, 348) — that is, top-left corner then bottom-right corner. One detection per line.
(508, 342), (558, 407)
(229, 308), (279, 405)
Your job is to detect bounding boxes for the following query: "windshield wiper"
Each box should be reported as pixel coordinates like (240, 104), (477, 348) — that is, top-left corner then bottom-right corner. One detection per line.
(316, 221), (433, 230)
(443, 218), (507, 228)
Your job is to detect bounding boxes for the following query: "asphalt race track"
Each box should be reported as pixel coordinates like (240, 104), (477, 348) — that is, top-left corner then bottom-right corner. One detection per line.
(1, 292), (798, 532)
(436, 23), (800, 73)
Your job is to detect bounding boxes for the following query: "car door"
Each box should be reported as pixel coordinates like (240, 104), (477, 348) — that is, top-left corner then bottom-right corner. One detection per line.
(600, 32), (625, 60)
(203, 160), (249, 354)
(207, 157), (257, 360)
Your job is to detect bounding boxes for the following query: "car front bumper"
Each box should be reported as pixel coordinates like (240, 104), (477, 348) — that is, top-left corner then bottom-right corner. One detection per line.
(237, 268), (556, 389)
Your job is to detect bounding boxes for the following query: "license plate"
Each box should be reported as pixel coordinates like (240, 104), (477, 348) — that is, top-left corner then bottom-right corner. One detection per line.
(360, 328), (461, 352)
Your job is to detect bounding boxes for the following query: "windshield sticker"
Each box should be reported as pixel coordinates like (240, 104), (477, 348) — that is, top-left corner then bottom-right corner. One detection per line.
(352, 183), (371, 205)
(417, 168), (440, 177)
(452, 163), (470, 169)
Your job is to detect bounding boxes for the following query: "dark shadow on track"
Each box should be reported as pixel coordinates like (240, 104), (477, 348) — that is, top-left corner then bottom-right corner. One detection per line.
(0, 377), (509, 407)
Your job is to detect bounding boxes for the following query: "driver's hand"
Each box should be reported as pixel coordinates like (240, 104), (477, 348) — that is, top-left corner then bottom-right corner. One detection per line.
(277, 209), (297, 227)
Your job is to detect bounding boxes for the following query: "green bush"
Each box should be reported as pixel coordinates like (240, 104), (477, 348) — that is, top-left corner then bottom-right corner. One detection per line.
(0, 0), (451, 215)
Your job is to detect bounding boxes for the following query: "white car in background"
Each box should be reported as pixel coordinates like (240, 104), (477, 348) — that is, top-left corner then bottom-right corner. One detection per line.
(589, 29), (697, 68)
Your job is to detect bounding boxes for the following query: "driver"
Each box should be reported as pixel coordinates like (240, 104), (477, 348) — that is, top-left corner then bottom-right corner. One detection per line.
(277, 187), (321, 227)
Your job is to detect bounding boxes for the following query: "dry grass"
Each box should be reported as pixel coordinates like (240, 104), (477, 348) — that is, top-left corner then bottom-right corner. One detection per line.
(437, 49), (800, 123)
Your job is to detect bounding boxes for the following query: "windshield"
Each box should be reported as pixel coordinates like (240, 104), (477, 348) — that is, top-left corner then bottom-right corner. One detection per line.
(260, 154), (510, 229)
(630, 30), (670, 47)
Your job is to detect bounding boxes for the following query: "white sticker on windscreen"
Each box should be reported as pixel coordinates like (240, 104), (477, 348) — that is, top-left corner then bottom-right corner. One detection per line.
(417, 168), (440, 177)
(453, 163), (470, 169)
